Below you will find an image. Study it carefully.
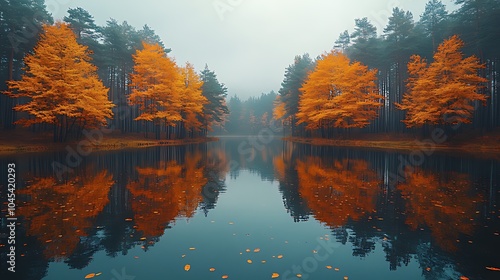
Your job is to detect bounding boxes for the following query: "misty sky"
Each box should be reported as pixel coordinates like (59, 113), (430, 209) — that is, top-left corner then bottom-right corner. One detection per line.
(46, 0), (458, 100)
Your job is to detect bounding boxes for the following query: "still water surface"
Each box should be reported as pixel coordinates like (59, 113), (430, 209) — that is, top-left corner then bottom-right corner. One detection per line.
(1, 138), (499, 280)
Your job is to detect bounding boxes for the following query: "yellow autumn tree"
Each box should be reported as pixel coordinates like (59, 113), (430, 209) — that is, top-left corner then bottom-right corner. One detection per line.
(296, 51), (383, 130)
(397, 35), (487, 127)
(178, 62), (207, 136)
(5, 22), (114, 142)
(129, 42), (182, 139)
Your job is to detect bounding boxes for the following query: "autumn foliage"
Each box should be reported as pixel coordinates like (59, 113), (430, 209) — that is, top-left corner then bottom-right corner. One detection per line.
(397, 35), (487, 127)
(5, 23), (114, 142)
(296, 51), (383, 129)
(128, 42), (208, 139)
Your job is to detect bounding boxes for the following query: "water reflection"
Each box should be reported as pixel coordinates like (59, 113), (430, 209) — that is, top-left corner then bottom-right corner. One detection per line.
(0, 139), (498, 280)
(398, 170), (482, 252)
(18, 169), (114, 260)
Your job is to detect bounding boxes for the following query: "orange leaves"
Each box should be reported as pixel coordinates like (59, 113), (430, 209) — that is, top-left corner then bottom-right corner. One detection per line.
(129, 42), (181, 125)
(398, 35), (487, 127)
(6, 23), (114, 137)
(296, 51), (382, 129)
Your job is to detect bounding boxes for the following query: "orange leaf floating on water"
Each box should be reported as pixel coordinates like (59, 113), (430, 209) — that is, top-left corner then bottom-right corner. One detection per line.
(460, 276), (469, 280)
(184, 264), (191, 271)
(344, 277), (349, 280)
(326, 265), (332, 269)
(222, 275), (229, 279)
(334, 268), (340, 271)
(261, 260), (267, 264)
(277, 255), (283, 259)
(271, 272), (280, 278)
(296, 274), (302, 278)
(486, 267), (500, 271)
(140, 237), (146, 241)
(189, 247), (196, 250)
(209, 268), (216, 272)
(84, 273), (95, 279)
(245, 249), (250, 252)
(125, 218), (132, 221)
(247, 259), (253, 264)
(254, 248), (261, 253)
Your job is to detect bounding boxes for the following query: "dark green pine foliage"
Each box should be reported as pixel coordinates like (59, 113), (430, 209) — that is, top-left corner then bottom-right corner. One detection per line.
(200, 65), (229, 134)
(278, 54), (315, 136)
(0, 0), (52, 129)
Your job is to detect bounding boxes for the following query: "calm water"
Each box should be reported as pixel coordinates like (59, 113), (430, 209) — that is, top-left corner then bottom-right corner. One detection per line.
(1, 138), (499, 280)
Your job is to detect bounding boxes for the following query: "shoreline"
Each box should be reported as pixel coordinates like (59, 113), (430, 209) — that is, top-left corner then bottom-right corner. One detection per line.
(284, 136), (500, 158)
(0, 134), (218, 156)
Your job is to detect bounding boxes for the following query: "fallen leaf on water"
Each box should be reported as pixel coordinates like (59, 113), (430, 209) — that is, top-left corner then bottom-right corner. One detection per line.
(209, 268), (215, 272)
(184, 264), (191, 271)
(296, 274), (302, 278)
(254, 248), (261, 253)
(277, 255), (283, 259)
(134, 256), (139, 259)
(335, 268), (340, 271)
(247, 259), (253, 264)
(344, 277), (349, 280)
(95, 273), (102, 276)
(245, 249), (250, 252)
(261, 260), (267, 264)
(181, 254), (186, 258)
(189, 247), (196, 250)
(326, 265), (332, 269)
(460, 276), (469, 280)
(229, 222), (234, 225)
(140, 237), (146, 241)
(486, 267), (500, 271)
(125, 218), (132, 221)
(222, 275), (228, 279)
(271, 272), (279, 278)
(84, 273), (95, 279)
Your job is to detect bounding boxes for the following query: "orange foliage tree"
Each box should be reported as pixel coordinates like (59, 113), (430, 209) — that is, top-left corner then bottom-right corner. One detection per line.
(178, 62), (207, 136)
(397, 169), (481, 252)
(296, 51), (383, 130)
(18, 171), (114, 260)
(296, 157), (381, 227)
(129, 42), (182, 138)
(5, 23), (114, 142)
(397, 35), (487, 127)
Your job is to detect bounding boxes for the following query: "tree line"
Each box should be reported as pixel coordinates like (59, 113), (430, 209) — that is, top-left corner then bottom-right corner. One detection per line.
(1, 3), (229, 141)
(223, 91), (277, 135)
(274, 0), (500, 138)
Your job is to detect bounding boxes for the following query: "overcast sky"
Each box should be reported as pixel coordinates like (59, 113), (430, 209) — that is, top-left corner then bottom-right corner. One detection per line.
(46, 0), (458, 100)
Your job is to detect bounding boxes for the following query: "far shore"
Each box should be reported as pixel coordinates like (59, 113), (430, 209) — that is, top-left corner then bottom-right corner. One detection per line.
(285, 133), (500, 159)
(0, 130), (217, 156)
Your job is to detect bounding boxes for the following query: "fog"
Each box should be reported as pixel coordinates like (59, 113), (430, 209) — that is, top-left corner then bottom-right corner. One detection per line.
(47, 0), (458, 99)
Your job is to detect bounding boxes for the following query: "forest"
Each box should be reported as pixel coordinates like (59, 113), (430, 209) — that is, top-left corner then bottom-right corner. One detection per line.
(1, 0), (500, 144)
(273, 0), (500, 139)
(0, 2), (228, 142)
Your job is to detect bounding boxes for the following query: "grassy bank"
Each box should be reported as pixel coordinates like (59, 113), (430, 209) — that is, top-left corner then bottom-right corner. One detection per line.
(0, 129), (217, 155)
(284, 132), (500, 158)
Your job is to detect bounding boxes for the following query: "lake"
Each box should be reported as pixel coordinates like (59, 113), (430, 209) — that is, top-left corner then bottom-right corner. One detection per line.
(1, 137), (499, 280)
